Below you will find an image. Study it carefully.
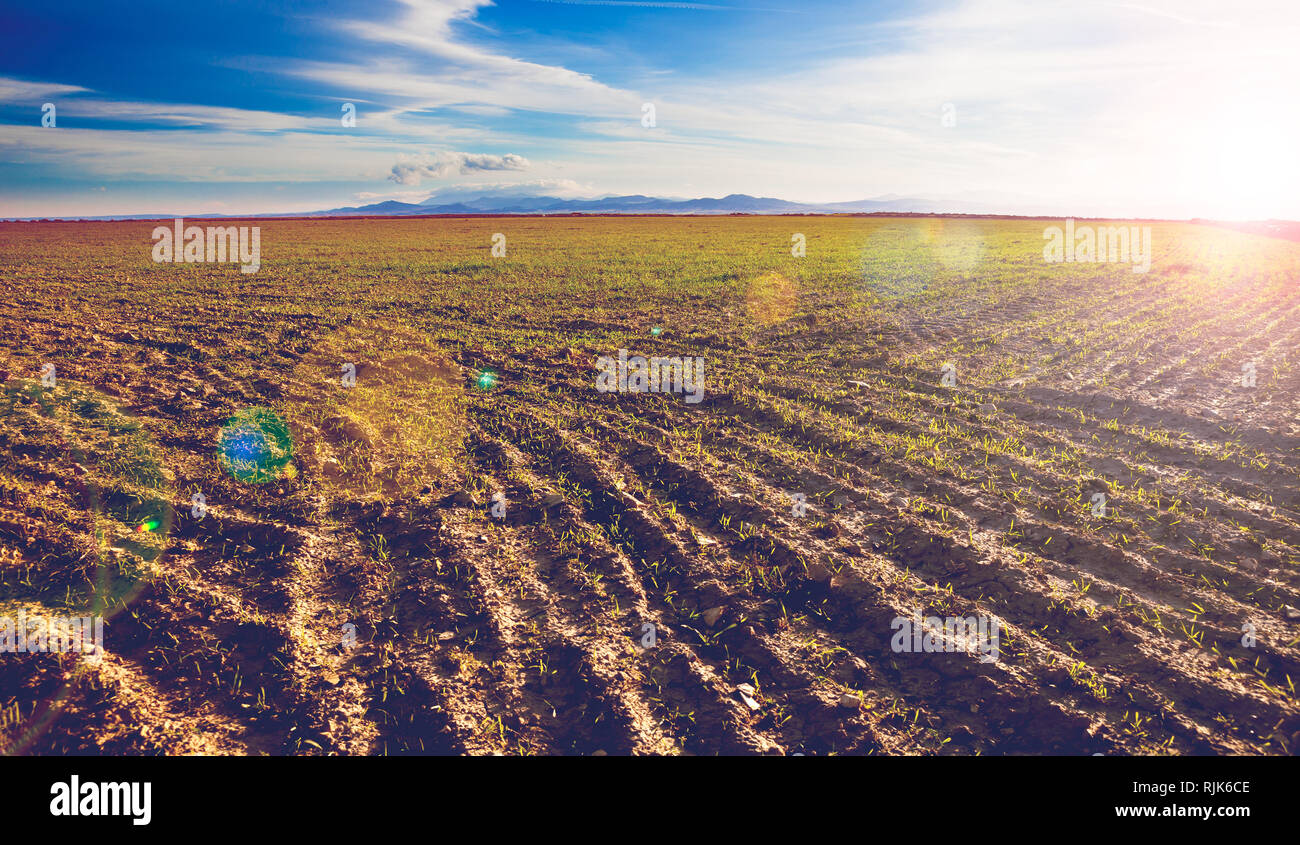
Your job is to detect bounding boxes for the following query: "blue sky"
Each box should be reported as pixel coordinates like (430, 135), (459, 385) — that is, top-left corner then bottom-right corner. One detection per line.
(1, 0), (1297, 218)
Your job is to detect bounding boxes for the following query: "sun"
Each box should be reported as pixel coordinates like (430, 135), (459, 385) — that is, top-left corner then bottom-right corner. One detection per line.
(1189, 102), (1300, 221)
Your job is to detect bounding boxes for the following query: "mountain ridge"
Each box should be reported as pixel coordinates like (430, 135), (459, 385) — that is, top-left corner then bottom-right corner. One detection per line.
(12, 192), (1031, 221)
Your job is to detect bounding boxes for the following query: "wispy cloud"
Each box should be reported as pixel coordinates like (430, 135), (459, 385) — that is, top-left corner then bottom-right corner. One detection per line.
(3, 0), (1299, 218)
(0, 76), (89, 102)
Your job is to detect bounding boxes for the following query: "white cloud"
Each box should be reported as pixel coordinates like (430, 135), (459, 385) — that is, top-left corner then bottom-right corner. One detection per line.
(66, 100), (316, 131)
(422, 178), (596, 199)
(0, 77), (317, 131)
(354, 189), (433, 202)
(0, 125), (428, 182)
(387, 151), (529, 184)
(0, 76), (90, 102)
(285, 0), (638, 118)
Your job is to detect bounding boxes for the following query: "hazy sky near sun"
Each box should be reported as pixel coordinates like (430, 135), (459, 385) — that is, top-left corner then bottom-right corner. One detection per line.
(1, 0), (1297, 218)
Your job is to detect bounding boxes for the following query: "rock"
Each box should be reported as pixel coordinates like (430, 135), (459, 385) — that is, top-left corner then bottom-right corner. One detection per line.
(839, 692), (861, 710)
(805, 561), (833, 582)
(977, 403), (996, 416)
(1240, 558), (1259, 573)
(1095, 458), (1127, 478)
(323, 671), (340, 686)
(1025, 525), (1051, 543)
(540, 491), (565, 508)
(445, 489), (478, 508)
(701, 606), (725, 627)
(1284, 606), (1300, 622)
(325, 413), (373, 447)
(735, 684), (761, 711)
(591, 750), (607, 757)
(1080, 478), (1109, 495)
(1117, 626), (1144, 644)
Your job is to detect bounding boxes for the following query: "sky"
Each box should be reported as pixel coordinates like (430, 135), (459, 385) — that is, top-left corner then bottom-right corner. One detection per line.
(1, 0), (1298, 219)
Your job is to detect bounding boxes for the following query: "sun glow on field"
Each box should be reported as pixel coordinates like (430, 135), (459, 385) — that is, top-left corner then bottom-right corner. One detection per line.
(285, 321), (465, 500)
(745, 271), (798, 326)
(855, 219), (988, 310)
(924, 219), (987, 275)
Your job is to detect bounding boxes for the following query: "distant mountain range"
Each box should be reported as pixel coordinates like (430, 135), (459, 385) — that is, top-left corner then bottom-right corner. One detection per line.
(306, 192), (1008, 217)
(29, 192), (1278, 223)
(9, 192), (1045, 221)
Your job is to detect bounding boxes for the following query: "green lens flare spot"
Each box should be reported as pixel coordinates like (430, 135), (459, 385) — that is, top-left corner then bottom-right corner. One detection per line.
(650, 326), (663, 336)
(218, 407), (295, 483)
(474, 369), (499, 391)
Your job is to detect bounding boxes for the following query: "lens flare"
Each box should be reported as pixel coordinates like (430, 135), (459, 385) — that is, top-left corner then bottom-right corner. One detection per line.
(474, 369), (499, 391)
(218, 407), (294, 483)
(744, 271), (798, 326)
(0, 380), (173, 754)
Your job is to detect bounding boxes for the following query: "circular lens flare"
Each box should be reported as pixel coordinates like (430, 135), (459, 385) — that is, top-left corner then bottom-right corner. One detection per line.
(218, 407), (294, 483)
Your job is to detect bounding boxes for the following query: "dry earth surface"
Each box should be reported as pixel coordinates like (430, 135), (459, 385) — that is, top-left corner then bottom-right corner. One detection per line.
(2, 215), (1298, 755)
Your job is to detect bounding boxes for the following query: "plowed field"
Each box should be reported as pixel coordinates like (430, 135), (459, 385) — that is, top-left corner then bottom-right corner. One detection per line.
(2, 215), (1298, 755)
